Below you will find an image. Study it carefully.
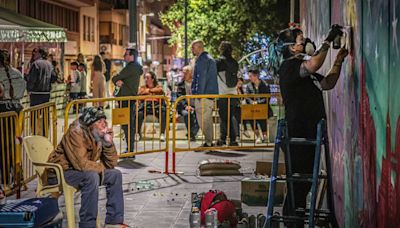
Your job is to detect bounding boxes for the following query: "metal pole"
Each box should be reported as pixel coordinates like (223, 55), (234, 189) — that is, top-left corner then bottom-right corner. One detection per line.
(129, 0), (137, 48)
(290, 0), (294, 23)
(184, 0), (188, 65)
(142, 15), (147, 59)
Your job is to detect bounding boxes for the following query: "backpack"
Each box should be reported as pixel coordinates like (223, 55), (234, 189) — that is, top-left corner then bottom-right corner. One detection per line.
(0, 67), (26, 100)
(200, 190), (237, 226)
(218, 57), (239, 88)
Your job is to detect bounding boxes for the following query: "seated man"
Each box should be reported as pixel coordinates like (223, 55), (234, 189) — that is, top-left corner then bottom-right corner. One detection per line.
(176, 65), (199, 141)
(48, 107), (125, 228)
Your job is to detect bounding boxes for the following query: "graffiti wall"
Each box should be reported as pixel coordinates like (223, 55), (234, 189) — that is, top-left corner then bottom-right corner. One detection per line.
(300, 0), (400, 227)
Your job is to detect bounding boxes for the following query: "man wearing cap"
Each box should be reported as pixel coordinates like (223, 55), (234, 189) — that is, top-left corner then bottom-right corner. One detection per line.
(48, 107), (124, 228)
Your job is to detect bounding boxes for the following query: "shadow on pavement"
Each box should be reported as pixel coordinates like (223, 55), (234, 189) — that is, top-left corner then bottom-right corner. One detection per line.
(205, 150), (248, 157)
(117, 159), (148, 169)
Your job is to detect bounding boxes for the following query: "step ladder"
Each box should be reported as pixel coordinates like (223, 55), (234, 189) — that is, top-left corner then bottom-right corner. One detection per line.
(265, 119), (338, 228)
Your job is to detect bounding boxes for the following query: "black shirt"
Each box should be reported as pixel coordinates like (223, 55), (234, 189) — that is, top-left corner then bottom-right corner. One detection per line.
(278, 58), (326, 137)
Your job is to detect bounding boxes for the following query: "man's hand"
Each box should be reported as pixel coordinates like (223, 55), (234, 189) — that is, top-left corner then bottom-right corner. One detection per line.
(325, 24), (343, 42)
(116, 80), (123, 87)
(103, 128), (114, 145)
(185, 106), (194, 112)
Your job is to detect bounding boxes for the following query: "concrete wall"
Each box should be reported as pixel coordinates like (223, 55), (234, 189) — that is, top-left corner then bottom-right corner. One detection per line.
(300, 0), (400, 227)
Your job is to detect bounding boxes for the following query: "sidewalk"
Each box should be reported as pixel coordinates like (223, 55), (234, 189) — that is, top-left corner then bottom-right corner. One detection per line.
(14, 117), (275, 227)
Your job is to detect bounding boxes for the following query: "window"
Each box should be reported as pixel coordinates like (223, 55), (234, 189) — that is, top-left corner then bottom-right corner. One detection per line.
(19, 0), (79, 33)
(99, 22), (112, 44)
(83, 15), (95, 42)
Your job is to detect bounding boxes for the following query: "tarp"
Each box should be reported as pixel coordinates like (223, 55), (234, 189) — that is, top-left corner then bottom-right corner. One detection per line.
(0, 7), (67, 42)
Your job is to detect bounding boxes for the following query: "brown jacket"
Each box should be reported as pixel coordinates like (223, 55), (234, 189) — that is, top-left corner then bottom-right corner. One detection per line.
(48, 119), (118, 173)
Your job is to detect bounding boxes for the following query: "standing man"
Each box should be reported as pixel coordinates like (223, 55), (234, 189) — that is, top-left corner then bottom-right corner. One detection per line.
(100, 51), (112, 109)
(216, 41), (240, 146)
(112, 48), (143, 153)
(191, 40), (218, 147)
(277, 25), (348, 226)
(26, 48), (56, 106)
(48, 107), (125, 228)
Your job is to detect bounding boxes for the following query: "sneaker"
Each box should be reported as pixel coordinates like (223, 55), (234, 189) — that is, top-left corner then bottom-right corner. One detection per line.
(160, 133), (165, 142)
(216, 140), (226, 146)
(194, 142), (213, 151)
(243, 130), (251, 138)
(263, 134), (268, 143)
(104, 224), (129, 228)
(255, 137), (262, 144)
(228, 141), (239, 146)
(201, 142), (213, 147)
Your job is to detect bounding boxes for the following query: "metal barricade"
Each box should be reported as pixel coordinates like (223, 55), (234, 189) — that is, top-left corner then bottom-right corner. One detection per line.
(64, 96), (170, 173)
(0, 111), (21, 198)
(171, 93), (283, 174)
(18, 102), (57, 185)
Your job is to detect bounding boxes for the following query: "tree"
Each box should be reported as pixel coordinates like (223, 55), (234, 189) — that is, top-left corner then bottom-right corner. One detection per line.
(160, 0), (290, 58)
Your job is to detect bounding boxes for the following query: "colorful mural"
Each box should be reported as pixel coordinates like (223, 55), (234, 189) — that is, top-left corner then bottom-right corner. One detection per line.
(300, 0), (400, 227)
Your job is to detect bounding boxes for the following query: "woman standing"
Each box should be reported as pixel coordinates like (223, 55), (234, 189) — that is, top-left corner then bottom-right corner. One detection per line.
(91, 55), (106, 108)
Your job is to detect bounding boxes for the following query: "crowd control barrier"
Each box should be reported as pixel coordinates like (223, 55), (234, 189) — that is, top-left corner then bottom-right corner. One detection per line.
(171, 93), (282, 174)
(0, 111), (22, 198)
(64, 96), (170, 173)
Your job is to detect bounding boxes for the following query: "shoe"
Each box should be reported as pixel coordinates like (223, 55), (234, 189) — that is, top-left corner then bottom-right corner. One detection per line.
(190, 136), (196, 142)
(262, 134), (268, 143)
(243, 130), (250, 138)
(201, 142), (213, 147)
(255, 137), (262, 144)
(194, 142), (213, 151)
(160, 133), (165, 142)
(104, 224), (129, 228)
(228, 141), (239, 146)
(216, 140), (226, 146)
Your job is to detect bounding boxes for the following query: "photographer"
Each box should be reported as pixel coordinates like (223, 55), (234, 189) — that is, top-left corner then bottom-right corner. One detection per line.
(278, 25), (348, 225)
(48, 107), (125, 227)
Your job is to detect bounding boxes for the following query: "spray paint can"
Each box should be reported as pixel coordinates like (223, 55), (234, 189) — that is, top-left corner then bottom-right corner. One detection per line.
(190, 207), (201, 228)
(205, 208), (218, 228)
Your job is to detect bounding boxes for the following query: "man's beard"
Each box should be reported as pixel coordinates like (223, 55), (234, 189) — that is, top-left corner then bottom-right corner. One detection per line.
(91, 127), (107, 144)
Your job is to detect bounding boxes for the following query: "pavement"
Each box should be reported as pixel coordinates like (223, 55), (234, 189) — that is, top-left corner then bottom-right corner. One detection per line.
(10, 116), (277, 228)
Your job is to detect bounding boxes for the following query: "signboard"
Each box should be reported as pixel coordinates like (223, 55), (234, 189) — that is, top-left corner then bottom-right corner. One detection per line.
(112, 108), (130, 125)
(240, 104), (268, 120)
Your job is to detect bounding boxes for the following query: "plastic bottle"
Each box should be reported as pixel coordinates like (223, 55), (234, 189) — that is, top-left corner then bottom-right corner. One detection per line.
(205, 208), (218, 228)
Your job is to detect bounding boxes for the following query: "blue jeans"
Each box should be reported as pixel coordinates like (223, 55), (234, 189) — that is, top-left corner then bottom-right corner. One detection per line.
(64, 169), (124, 228)
(182, 109), (199, 138)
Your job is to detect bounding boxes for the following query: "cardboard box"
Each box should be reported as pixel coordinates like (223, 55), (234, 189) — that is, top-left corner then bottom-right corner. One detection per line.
(241, 177), (286, 206)
(255, 160), (286, 176)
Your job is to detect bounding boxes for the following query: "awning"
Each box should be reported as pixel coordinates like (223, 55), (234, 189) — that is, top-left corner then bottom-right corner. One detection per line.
(0, 7), (67, 42)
